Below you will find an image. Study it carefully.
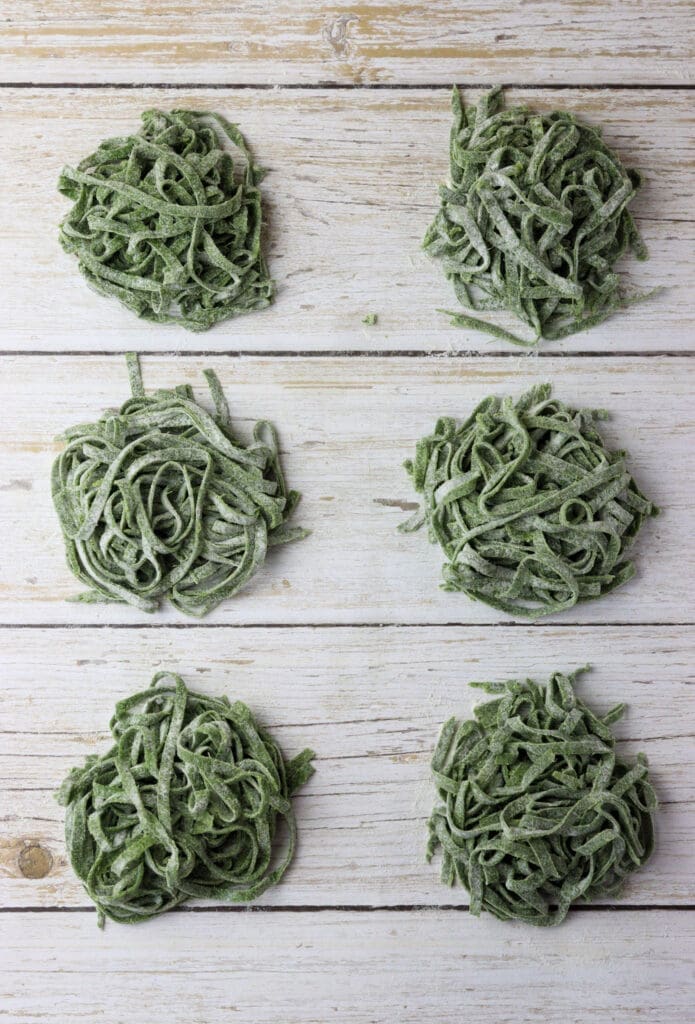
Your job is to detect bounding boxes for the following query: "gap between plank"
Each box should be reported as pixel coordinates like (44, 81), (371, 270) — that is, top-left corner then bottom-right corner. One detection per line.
(1, 82), (694, 91)
(0, 904), (693, 914)
(0, 351), (693, 359)
(0, 622), (692, 630)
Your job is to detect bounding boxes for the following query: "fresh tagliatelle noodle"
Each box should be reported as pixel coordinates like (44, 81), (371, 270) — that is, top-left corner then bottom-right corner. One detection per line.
(51, 354), (307, 616)
(56, 672), (315, 925)
(400, 384), (657, 619)
(427, 667), (657, 926)
(424, 87), (652, 345)
(58, 109), (273, 331)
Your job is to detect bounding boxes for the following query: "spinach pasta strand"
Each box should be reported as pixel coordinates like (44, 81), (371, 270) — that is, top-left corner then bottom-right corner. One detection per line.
(58, 109), (273, 331)
(52, 354), (307, 616)
(57, 672), (315, 926)
(427, 667), (657, 926)
(400, 383), (657, 619)
(424, 87), (651, 345)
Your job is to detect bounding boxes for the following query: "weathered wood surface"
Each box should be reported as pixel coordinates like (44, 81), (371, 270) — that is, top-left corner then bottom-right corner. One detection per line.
(2, 1), (693, 86)
(1, 626), (692, 910)
(2, 910), (693, 1024)
(2, 4), (695, 1019)
(2, 88), (692, 353)
(0, 355), (690, 625)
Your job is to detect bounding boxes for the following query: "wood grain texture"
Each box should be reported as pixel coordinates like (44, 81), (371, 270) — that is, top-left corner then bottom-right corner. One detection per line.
(2, 87), (692, 353)
(1, 626), (692, 910)
(2, 1), (693, 86)
(2, 3), (695, 1015)
(0, 355), (690, 625)
(2, 909), (693, 1024)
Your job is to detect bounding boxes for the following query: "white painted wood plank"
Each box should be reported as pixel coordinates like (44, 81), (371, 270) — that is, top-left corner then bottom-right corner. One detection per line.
(1, 88), (691, 353)
(1, 909), (693, 1024)
(0, 355), (691, 624)
(2, 1), (693, 86)
(1, 625), (692, 908)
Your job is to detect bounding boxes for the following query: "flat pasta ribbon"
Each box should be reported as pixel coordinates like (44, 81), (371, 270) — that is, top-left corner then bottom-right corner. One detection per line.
(427, 667), (657, 926)
(56, 671), (316, 925)
(58, 109), (273, 331)
(424, 87), (651, 345)
(400, 383), (657, 619)
(52, 354), (308, 616)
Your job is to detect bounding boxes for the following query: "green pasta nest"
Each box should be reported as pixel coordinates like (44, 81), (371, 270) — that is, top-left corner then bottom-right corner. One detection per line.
(51, 354), (307, 617)
(57, 672), (315, 925)
(58, 109), (273, 331)
(400, 384), (657, 619)
(424, 87), (649, 345)
(427, 668), (657, 926)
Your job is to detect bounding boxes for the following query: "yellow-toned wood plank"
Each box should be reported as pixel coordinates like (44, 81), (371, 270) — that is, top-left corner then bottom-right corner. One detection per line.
(0, 355), (690, 625)
(2, 1), (693, 85)
(1, 87), (692, 352)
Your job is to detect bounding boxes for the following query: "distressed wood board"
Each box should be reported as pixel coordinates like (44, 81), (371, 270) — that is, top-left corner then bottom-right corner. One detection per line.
(2, 1), (693, 86)
(2, 910), (693, 1024)
(2, 1), (695, 1021)
(0, 355), (690, 625)
(1, 87), (692, 353)
(2, 625), (693, 909)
